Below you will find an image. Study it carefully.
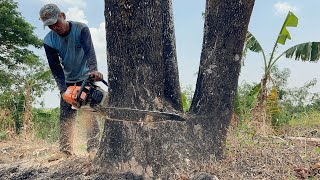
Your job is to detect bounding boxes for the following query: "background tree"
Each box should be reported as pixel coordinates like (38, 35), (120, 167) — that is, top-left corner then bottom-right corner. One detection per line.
(0, 0), (54, 134)
(95, 0), (255, 178)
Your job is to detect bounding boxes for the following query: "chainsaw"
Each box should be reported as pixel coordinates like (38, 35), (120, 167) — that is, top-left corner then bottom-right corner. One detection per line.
(63, 75), (186, 122)
(63, 75), (108, 110)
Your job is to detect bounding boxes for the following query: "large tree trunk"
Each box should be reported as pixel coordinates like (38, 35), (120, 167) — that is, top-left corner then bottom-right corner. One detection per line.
(96, 0), (255, 178)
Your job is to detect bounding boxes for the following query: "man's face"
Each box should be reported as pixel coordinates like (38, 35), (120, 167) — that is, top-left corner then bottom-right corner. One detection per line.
(48, 14), (68, 35)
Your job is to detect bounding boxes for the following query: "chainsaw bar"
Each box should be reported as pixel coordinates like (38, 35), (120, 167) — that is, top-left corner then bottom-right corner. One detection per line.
(90, 106), (186, 122)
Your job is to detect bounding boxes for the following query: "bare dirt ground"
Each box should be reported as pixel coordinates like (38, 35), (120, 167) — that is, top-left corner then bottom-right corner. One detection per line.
(0, 124), (319, 179)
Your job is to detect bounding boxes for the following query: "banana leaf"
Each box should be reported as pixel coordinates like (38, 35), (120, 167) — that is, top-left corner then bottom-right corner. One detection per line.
(248, 83), (261, 97)
(246, 83), (262, 109)
(284, 42), (320, 62)
(277, 11), (298, 45)
(242, 32), (264, 62)
(244, 31), (263, 53)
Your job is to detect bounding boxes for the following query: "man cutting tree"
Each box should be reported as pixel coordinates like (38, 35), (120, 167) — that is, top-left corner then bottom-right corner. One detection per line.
(39, 3), (103, 161)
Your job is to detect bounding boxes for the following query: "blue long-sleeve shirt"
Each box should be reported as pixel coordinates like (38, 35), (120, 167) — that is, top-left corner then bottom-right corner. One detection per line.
(43, 21), (98, 92)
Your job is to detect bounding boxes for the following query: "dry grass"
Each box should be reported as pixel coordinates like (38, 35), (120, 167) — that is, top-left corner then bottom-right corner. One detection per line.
(0, 135), (58, 164)
(0, 113), (319, 179)
(200, 115), (320, 180)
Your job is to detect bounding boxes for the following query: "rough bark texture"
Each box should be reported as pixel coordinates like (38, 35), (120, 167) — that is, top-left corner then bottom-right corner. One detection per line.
(96, 0), (255, 178)
(104, 0), (182, 112)
(190, 0), (255, 117)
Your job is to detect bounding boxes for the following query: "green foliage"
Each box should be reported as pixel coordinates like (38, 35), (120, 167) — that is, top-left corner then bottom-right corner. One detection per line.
(0, 131), (6, 140)
(0, 0), (41, 45)
(181, 86), (193, 112)
(181, 93), (189, 112)
(0, 90), (22, 132)
(0, 0), (42, 75)
(237, 64), (320, 128)
(242, 11), (320, 126)
(0, 0), (50, 92)
(235, 82), (259, 121)
(288, 111), (320, 128)
(0, 0), (54, 134)
(270, 66), (290, 100)
(14, 93), (25, 133)
(32, 108), (60, 142)
(284, 42), (320, 62)
(242, 32), (264, 64)
(277, 12), (298, 45)
(268, 67), (320, 127)
(281, 79), (319, 116)
(316, 147), (320, 155)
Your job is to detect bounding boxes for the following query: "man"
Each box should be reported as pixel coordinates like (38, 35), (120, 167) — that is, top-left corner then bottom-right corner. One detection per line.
(39, 4), (103, 161)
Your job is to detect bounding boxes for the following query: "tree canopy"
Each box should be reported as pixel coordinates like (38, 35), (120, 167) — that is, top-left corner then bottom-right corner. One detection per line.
(0, 0), (43, 89)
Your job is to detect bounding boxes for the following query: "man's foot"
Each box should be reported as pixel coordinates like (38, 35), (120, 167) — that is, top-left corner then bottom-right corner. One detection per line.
(47, 151), (73, 162)
(88, 148), (98, 161)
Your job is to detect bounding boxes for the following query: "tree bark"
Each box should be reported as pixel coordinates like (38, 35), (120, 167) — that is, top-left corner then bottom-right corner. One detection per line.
(190, 0), (255, 118)
(96, 0), (255, 178)
(103, 0), (182, 112)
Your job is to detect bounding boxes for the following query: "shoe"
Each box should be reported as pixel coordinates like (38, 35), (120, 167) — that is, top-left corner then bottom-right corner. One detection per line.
(47, 151), (73, 162)
(88, 149), (98, 161)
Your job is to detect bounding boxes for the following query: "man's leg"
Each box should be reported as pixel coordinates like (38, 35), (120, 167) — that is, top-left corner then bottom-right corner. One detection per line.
(59, 96), (77, 155)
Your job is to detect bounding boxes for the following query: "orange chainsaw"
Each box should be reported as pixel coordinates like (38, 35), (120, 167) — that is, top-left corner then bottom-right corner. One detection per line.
(63, 75), (186, 122)
(63, 75), (108, 109)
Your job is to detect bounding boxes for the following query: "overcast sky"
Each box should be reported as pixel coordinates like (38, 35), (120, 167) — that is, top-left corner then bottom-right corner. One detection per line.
(15, 0), (320, 108)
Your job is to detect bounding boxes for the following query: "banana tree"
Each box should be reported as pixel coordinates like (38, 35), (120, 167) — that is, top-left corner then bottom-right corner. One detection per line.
(243, 11), (320, 126)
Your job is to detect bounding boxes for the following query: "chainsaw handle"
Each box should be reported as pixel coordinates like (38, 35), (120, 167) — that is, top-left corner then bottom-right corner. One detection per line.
(89, 74), (108, 87)
(101, 79), (108, 87)
(76, 78), (88, 102)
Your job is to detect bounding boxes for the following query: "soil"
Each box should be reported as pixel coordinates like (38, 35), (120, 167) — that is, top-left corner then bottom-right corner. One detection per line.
(0, 124), (319, 179)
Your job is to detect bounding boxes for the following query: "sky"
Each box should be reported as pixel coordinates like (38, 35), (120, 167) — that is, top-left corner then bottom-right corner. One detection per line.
(14, 0), (320, 108)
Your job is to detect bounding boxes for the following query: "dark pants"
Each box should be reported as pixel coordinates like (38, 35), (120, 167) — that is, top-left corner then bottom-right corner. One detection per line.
(59, 82), (100, 154)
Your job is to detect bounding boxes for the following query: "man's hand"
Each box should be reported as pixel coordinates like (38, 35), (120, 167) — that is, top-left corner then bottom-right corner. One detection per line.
(89, 71), (103, 81)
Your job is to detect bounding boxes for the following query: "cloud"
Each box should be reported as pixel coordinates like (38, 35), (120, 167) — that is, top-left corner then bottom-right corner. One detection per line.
(90, 23), (108, 76)
(40, 0), (86, 8)
(66, 7), (88, 24)
(274, 2), (298, 16)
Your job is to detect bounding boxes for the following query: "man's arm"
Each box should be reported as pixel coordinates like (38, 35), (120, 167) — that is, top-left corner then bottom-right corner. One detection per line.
(44, 44), (67, 93)
(80, 27), (98, 72)
(80, 27), (103, 81)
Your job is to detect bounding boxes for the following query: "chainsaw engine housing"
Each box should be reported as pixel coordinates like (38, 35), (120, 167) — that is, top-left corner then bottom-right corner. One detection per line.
(63, 77), (108, 110)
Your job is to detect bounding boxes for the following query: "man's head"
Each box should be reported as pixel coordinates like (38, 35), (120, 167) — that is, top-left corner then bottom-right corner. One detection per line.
(39, 4), (69, 35)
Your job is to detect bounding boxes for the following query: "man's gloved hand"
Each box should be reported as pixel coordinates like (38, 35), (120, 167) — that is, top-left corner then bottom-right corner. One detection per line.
(89, 71), (103, 82)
